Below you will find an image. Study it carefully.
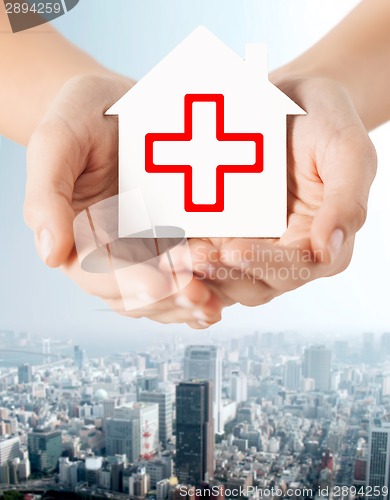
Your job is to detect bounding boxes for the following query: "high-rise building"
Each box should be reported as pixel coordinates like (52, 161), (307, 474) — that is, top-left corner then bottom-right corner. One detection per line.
(0, 436), (21, 465)
(184, 345), (222, 433)
(139, 391), (173, 447)
(284, 360), (302, 391)
(59, 457), (79, 489)
(381, 333), (390, 357)
(367, 419), (390, 494)
(158, 362), (169, 382)
(27, 429), (62, 473)
(144, 457), (172, 488)
(230, 371), (248, 404)
(74, 345), (86, 370)
(102, 399), (116, 421)
(18, 364), (32, 384)
(176, 381), (214, 485)
(157, 478), (170, 500)
(129, 467), (150, 497)
(303, 345), (331, 392)
(105, 418), (140, 462)
(362, 332), (376, 364)
(114, 402), (159, 459)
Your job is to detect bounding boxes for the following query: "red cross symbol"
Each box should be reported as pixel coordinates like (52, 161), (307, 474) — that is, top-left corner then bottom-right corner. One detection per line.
(145, 94), (263, 212)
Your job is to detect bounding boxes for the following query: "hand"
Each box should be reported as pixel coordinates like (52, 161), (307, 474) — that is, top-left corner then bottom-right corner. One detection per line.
(183, 77), (377, 307)
(24, 74), (223, 328)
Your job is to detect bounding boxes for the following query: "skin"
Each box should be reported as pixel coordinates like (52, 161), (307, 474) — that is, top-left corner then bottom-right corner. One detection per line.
(0, 0), (388, 327)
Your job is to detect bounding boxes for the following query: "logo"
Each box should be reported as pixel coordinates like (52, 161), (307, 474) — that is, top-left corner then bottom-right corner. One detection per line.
(145, 93), (264, 213)
(4, 0), (80, 33)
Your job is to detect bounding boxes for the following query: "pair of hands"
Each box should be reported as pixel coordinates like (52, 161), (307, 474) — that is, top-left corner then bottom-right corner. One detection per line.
(23, 73), (377, 328)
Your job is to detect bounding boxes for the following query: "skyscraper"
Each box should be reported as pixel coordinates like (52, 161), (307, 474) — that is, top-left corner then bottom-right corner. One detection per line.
(105, 418), (140, 462)
(114, 402), (159, 459)
(184, 345), (222, 433)
(27, 429), (62, 473)
(139, 391), (173, 447)
(0, 436), (21, 465)
(367, 418), (390, 494)
(362, 332), (376, 364)
(303, 345), (331, 392)
(18, 364), (32, 384)
(74, 345), (86, 370)
(175, 381), (214, 485)
(230, 371), (248, 404)
(284, 360), (302, 391)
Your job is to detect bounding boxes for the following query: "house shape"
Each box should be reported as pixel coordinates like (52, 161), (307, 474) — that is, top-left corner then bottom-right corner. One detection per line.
(106, 26), (305, 238)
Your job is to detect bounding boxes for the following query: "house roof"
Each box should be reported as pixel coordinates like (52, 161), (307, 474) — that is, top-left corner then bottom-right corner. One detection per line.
(106, 26), (305, 117)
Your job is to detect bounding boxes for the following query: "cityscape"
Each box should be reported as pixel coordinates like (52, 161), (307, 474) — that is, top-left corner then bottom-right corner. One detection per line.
(0, 329), (389, 499)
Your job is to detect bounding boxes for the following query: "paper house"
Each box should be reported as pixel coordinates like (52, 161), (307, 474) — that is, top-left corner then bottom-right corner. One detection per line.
(106, 26), (305, 238)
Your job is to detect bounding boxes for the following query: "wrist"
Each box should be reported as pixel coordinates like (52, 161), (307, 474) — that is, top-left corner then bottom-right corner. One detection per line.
(270, 62), (369, 129)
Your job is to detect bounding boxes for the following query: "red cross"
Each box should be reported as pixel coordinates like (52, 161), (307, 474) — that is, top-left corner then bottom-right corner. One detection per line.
(145, 94), (263, 212)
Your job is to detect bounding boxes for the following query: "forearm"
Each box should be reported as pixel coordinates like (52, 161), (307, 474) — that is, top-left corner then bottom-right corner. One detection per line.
(271, 0), (390, 130)
(0, 5), (121, 145)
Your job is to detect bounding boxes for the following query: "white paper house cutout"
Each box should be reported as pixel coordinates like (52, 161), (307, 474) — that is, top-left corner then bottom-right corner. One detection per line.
(106, 26), (305, 238)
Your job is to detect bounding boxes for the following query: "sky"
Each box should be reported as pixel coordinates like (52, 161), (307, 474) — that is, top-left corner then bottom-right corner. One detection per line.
(0, 0), (389, 347)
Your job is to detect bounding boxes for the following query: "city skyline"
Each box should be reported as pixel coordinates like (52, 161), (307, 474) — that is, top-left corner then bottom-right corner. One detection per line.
(1, 329), (390, 496)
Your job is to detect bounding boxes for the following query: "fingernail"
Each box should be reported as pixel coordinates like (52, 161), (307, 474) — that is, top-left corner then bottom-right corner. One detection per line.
(175, 295), (195, 309)
(329, 229), (344, 262)
(193, 309), (209, 321)
(198, 320), (210, 328)
(39, 228), (54, 264)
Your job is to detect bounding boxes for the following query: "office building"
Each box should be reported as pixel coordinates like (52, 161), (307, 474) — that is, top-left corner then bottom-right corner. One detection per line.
(115, 402), (159, 458)
(303, 345), (332, 392)
(284, 360), (302, 391)
(59, 457), (79, 489)
(230, 371), (248, 404)
(367, 419), (390, 493)
(184, 345), (223, 433)
(129, 467), (150, 497)
(362, 332), (376, 364)
(139, 391), (173, 446)
(74, 345), (86, 370)
(28, 429), (62, 473)
(158, 362), (169, 382)
(18, 364), (32, 384)
(102, 399), (116, 421)
(105, 418), (140, 463)
(0, 436), (21, 465)
(176, 380), (214, 485)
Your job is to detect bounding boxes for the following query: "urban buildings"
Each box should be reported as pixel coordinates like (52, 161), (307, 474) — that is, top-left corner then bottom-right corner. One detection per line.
(139, 390), (173, 446)
(105, 418), (140, 462)
(175, 380), (214, 485)
(367, 418), (390, 492)
(17, 363), (32, 384)
(1, 329), (390, 496)
(0, 436), (21, 465)
(230, 370), (248, 404)
(74, 345), (86, 370)
(303, 345), (332, 392)
(114, 402), (159, 459)
(284, 359), (302, 391)
(27, 429), (62, 473)
(184, 345), (223, 433)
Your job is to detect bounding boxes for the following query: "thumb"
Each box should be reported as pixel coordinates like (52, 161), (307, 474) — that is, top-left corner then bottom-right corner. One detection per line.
(24, 122), (79, 267)
(311, 128), (377, 264)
